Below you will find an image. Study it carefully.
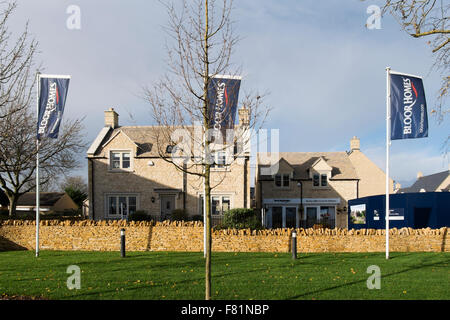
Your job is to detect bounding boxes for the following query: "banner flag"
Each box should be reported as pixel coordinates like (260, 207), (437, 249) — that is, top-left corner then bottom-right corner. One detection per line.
(37, 75), (71, 140)
(207, 75), (241, 134)
(390, 72), (428, 140)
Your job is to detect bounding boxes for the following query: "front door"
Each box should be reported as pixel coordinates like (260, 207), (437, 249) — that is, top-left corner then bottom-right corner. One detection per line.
(160, 195), (176, 221)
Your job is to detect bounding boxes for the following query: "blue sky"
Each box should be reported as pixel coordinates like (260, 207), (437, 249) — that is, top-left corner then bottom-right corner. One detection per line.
(9, 0), (449, 188)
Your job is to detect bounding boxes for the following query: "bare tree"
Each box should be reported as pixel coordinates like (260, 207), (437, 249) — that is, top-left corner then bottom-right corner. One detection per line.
(0, 1), (37, 119)
(144, 0), (269, 300)
(0, 103), (86, 216)
(382, 0), (449, 153)
(59, 175), (88, 195)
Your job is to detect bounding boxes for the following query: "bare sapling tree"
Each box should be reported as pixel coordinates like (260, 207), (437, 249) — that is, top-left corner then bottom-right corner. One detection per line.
(0, 1), (37, 119)
(144, 0), (269, 300)
(383, 0), (449, 153)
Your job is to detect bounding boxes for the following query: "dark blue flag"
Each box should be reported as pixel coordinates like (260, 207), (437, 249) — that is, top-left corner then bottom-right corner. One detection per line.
(207, 76), (241, 133)
(37, 75), (70, 140)
(390, 72), (428, 140)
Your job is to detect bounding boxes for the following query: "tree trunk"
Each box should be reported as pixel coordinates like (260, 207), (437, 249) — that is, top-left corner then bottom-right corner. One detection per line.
(7, 195), (18, 217)
(204, 164), (212, 300)
(204, 0), (211, 301)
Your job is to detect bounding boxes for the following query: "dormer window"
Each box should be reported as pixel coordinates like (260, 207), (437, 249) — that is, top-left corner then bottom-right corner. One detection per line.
(275, 174), (290, 188)
(313, 174), (320, 187)
(321, 174), (328, 187)
(313, 173), (328, 187)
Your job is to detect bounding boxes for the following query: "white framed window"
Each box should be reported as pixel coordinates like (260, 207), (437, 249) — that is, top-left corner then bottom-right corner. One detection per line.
(211, 151), (228, 169)
(106, 194), (138, 218)
(321, 174), (328, 187)
(313, 173), (328, 188)
(110, 151), (132, 170)
(313, 173), (320, 187)
(199, 195), (232, 215)
(275, 174), (290, 188)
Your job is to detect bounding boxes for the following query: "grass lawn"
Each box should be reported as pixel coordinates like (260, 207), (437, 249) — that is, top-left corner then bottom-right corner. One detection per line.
(0, 250), (448, 300)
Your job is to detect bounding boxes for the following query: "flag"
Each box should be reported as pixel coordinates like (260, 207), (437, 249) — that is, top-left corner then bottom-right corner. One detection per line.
(390, 72), (428, 140)
(37, 75), (71, 139)
(207, 75), (241, 133)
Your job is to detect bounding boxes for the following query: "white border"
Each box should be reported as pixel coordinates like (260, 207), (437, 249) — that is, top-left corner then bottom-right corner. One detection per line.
(389, 70), (423, 79)
(38, 74), (71, 79)
(211, 74), (242, 80)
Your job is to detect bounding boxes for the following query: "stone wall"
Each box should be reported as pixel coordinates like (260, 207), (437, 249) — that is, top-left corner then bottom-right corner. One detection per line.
(0, 220), (448, 253)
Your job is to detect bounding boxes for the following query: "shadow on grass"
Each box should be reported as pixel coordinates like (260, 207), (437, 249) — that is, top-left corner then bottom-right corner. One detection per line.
(285, 257), (450, 300)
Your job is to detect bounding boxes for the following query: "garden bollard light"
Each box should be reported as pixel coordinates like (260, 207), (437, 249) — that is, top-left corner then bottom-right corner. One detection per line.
(292, 231), (297, 259)
(120, 228), (126, 258)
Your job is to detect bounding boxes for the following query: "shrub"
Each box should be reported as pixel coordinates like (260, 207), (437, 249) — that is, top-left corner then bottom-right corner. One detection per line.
(220, 208), (262, 230)
(190, 215), (203, 222)
(171, 209), (188, 221)
(129, 211), (153, 221)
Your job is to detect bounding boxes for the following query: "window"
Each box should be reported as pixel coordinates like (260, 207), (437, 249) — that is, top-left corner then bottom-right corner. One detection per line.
(283, 174), (290, 187)
(107, 195), (137, 217)
(275, 174), (290, 187)
(122, 153), (130, 169)
(321, 174), (328, 187)
(275, 174), (282, 187)
(212, 196), (220, 215)
(313, 173), (328, 187)
(313, 174), (320, 187)
(217, 152), (226, 167)
(110, 151), (131, 170)
(199, 195), (231, 215)
(211, 151), (227, 169)
(222, 196), (230, 212)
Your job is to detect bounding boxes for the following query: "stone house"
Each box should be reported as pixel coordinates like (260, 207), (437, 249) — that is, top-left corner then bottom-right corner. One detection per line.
(86, 108), (251, 222)
(0, 192), (78, 215)
(397, 169), (450, 193)
(255, 137), (394, 229)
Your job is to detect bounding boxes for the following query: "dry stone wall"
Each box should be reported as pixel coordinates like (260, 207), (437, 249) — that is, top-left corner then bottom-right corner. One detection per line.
(0, 220), (448, 253)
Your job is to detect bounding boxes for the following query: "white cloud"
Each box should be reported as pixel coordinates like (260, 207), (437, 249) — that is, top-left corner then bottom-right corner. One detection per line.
(363, 145), (449, 187)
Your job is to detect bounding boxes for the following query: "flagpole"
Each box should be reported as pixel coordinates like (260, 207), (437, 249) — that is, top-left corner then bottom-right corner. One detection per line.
(35, 72), (41, 258)
(385, 67), (391, 260)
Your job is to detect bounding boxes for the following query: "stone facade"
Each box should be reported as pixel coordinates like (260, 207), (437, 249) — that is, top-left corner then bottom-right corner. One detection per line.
(87, 109), (251, 221)
(256, 137), (394, 230)
(0, 220), (448, 253)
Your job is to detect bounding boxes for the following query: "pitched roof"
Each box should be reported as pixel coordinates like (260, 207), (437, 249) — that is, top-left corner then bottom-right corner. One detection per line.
(258, 152), (358, 180)
(17, 193), (66, 207)
(401, 170), (450, 193)
(88, 126), (195, 157)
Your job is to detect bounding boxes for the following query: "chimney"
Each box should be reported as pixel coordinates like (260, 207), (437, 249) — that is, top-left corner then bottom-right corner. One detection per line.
(238, 107), (250, 127)
(350, 136), (360, 152)
(417, 171), (423, 179)
(105, 108), (119, 129)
